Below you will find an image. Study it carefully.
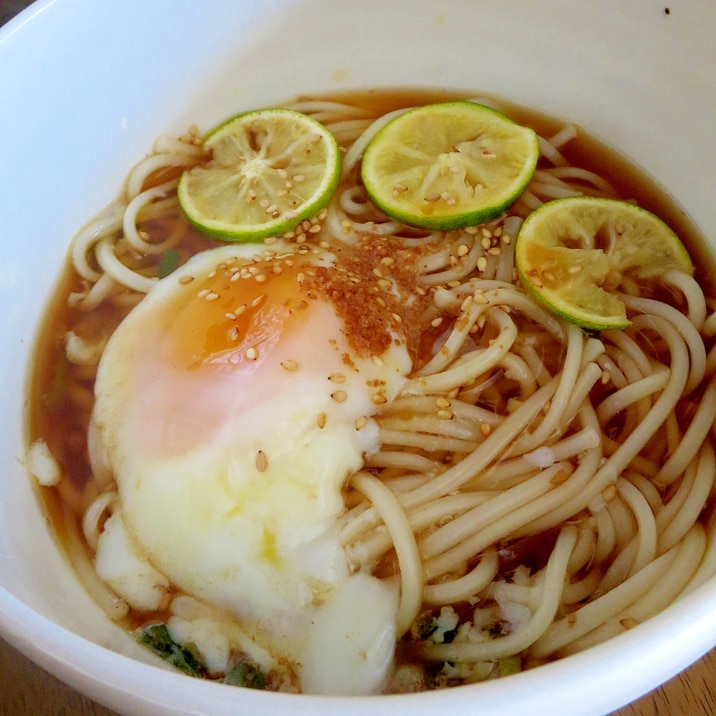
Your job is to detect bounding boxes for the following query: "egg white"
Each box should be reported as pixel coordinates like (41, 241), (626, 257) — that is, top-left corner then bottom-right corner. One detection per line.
(92, 241), (412, 693)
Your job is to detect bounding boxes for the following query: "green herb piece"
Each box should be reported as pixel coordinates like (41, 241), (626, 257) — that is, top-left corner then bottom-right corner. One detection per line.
(137, 624), (207, 678)
(225, 660), (268, 690)
(158, 248), (181, 278)
(415, 614), (439, 639)
(498, 654), (522, 677)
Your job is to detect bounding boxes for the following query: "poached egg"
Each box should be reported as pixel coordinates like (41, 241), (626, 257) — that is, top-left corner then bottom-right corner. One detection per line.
(91, 240), (412, 694)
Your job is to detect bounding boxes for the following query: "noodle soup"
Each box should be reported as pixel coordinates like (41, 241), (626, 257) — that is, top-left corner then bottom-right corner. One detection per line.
(26, 89), (716, 695)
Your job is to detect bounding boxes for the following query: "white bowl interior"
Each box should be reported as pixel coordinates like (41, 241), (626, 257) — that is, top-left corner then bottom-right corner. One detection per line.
(1, 1), (716, 714)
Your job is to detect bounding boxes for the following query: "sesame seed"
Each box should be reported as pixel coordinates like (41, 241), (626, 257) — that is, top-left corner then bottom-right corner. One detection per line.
(371, 355), (384, 367)
(437, 409), (453, 420)
(229, 326), (240, 341)
(246, 347), (259, 361)
(481, 237), (491, 251)
(179, 275), (194, 285)
(317, 412), (327, 429)
(457, 244), (469, 257)
(435, 397), (451, 409)
(377, 278), (392, 289)
(254, 274), (268, 283)
(331, 390), (348, 403)
(251, 295), (265, 307)
(424, 193), (441, 202)
(206, 292), (220, 302)
(225, 312), (237, 320)
(265, 204), (278, 215)
(431, 316), (444, 328)
(281, 359), (298, 372)
(477, 257), (488, 271)
(371, 392), (387, 405)
(208, 270), (217, 278)
(501, 234), (511, 245)
(391, 312), (402, 323)
(329, 373), (347, 384)
(493, 226), (503, 237)
(602, 484), (617, 501)
(198, 288), (210, 298)
(309, 224), (322, 234)
(474, 293), (489, 305)
(235, 304), (246, 315)
(487, 247), (502, 256)
(255, 450), (269, 472)
(480, 423), (492, 437)
(355, 416), (368, 430)
(380, 256), (395, 266)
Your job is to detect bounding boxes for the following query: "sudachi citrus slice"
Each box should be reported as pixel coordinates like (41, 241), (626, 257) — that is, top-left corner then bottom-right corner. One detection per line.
(178, 108), (341, 242)
(360, 101), (539, 231)
(515, 196), (694, 331)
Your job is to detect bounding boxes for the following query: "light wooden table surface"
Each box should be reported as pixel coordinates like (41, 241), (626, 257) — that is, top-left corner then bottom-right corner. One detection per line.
(1, 634), (715, 715)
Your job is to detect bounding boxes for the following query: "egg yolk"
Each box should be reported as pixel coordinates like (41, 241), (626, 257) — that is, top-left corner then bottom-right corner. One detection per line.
(165, 254), (314, 374)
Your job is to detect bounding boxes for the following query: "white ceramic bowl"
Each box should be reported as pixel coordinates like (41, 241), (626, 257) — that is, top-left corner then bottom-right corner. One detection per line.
(1, 1), (715, 714)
